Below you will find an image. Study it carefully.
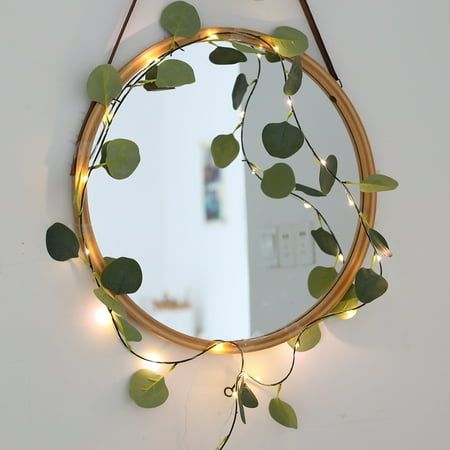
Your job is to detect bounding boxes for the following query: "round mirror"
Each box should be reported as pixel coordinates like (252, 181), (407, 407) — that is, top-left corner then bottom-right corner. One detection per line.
(75, 28), (376, 351)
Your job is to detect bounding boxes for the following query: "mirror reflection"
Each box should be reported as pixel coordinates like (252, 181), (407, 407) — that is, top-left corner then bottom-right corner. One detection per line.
(88, 42), (359, 341)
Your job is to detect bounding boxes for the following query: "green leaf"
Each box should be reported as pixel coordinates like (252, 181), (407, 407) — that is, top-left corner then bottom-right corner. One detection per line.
(114, 314), (143, 343)
(93, 287), (127, 316)
(261, 163), (296, 199)
(209, 47), (247, 65)
(155, 59), (195, 88)
(269, 398), (298, 429)
(355, 268), (388, 303)
(331, 285), (359, 318)
(308, 266), (338, 298)
(284, 57), (303, 96)
(319, 154), (338, 194)
(87, 64), (123, 106)
(100, 257), (143, 295)
(232, 73), (249, 110)
(46, 223), (80, 261)
(288, 323), (321, 352)
(103, 256), (116, 266)
(238, 394), (246, 424)
(101, 139), (140, 180)
(143, 66), (174, 92)
(211, 134), (240, 168)
(359, 174), (399, 192)
(265, 52), (281, 63)
(368, 228), (392, 257)
(239, 382), (258, 408)
(232, 42), (264, 54)
(295, 183), (325, 197)
(270, 26), (309, 57)
(262, 121), (304, 159)
(160, 1), (201, 37)
(129, 369), (169, 408)
(311, 228), (339, 256)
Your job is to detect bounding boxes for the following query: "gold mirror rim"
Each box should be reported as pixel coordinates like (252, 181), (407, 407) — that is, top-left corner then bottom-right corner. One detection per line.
(74, 27), (376, 353)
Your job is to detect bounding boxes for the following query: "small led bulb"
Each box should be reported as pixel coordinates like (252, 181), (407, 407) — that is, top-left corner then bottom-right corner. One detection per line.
(286, 98), (293, 108)
(257, 53), (262, 59)
(375, 254), (382, 262)
(273, 46), (280, 53)
(338, 253), (344, 263)
(304, 202), (312, 209)
(347, 194), (355, 207)
(240, 111), (245, 119)
(320, 158), (327, 166)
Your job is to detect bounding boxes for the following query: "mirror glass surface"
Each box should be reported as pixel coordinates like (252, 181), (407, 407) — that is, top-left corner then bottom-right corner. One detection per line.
(88, 42), (359, 341)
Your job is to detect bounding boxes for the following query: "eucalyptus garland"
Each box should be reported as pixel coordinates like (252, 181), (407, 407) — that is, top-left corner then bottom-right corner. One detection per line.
(46, 2), (398, 448)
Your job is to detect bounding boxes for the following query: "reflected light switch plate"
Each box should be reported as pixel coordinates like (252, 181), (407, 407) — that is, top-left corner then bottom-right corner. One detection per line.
(259, 228), (278, 268)
(277, 225), (295, 267)
(294, 223), (315, 266)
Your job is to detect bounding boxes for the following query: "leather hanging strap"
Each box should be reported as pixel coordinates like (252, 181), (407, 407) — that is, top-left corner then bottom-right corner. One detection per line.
(72, 0), (139, 175)
(298, 0), (342, 87)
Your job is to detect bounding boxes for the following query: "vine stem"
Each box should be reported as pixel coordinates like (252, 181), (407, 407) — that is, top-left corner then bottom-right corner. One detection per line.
(74, 31), (379, 450)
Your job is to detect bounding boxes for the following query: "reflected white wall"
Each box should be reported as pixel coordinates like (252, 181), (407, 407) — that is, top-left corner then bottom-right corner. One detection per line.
(89, 43), (251, 339)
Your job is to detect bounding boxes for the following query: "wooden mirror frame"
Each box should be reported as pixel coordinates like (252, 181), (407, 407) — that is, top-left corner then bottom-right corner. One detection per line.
(73, 27), (376, 353)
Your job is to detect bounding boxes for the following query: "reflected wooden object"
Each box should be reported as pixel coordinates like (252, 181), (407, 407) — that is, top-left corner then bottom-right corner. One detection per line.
(74, 28), (376, 353)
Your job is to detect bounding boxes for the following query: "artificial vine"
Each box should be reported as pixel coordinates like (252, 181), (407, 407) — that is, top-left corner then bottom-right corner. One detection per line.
(45, 2), (398, 448)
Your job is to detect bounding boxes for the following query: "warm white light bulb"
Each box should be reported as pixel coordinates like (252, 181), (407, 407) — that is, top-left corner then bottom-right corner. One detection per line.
(257, 53), (262, 59)
(240, 111), (245, 119)
(320, 159), (327, 166)
(286, 98), (293, 108)
(94, 307), (111, 327)
(273, 46), (279, 53)
(208, 34), (218, 40)
(143, 353), (163, 372)
(347, 194), (355, 207)
(304, 202), (312, 209)
(338, 253), (344, 263)
(375, 254), (382, 262)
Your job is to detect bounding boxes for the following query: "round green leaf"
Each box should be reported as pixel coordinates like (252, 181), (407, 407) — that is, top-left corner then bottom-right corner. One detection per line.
(261, 163), (296, 199)
(284, 57), (303, 96)
(295, 183), (325, 197)
(331, 285), (359, 319)
(129, 369), (169, 408)
(114, 315), (142, 343)
(87, 64), (123, 106)
(239, 382), (259, 408)
(265, 51), (281, 63)
(319, 154), (338, 194)
(155, 59), (195, 88)
(102, 139), (140, 180)
(262, 121), (304, 159)
(100, 257), (143, 295)
(143, 66), (174, 92)
(311, 228), (339, 256)
(359, 174), (399, 192)
(368, 228), (392, 257)
(93, 287), (127, 316)
(288, 323), (321, 352)
(46, 223), (80, 261)
(211, 134), (240, 168)
(270, 26), (309, 57)
(160, 1), (201, 37)
(269, 398), (298, 429)
(355, 268), (388, 303)
(232, 73), (249, 110)
(308, 266), (338, 299)
(232, 42), (264, 54)
(209, 47), (247, 65)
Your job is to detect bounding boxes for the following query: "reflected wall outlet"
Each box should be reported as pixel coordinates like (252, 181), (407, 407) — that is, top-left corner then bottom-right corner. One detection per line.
(277, 225), (296, 267)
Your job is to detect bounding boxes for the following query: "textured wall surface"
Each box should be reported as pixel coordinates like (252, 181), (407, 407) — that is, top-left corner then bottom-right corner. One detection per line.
(1, 1), (449, 449)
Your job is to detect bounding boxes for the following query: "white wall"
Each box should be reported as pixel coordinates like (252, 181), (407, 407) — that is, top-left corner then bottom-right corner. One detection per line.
(1, 1), (450, 449)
